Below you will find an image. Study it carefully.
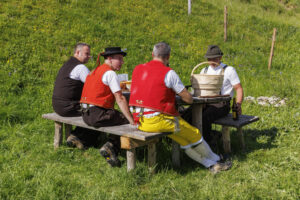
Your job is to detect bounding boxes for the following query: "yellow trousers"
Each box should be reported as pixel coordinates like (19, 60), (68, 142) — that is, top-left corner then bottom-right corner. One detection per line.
(138, 114), (202, 148)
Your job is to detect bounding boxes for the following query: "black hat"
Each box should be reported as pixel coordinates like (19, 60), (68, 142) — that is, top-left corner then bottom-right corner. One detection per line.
(204, 45), (223, 58)
(100, 47), (127, 57)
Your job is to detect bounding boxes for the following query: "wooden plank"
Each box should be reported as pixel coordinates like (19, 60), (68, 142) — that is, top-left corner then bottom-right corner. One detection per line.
(54, 122), (63, 149)
(120, 137), (159, 150)
(127, 149), (136, 172)
(42, 113), (170, 141)
(214, 114), (259, 128)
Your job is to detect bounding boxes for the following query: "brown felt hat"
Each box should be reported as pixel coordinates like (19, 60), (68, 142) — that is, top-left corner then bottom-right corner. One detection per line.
(204, 45), (223, 58)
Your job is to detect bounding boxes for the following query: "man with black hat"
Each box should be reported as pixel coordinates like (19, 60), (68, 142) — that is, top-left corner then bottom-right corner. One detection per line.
(80, 47), (134, 167)
(196, 45), (243, 146)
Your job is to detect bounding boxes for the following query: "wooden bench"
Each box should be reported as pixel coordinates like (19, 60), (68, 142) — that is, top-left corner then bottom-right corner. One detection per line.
(213, 114), (259, 153)
(42, 113), (180, 172)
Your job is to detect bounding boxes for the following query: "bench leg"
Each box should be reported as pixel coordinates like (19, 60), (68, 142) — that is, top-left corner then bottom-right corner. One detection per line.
(222, 126), (231, 153)
(54, 122), (63, 149)
(148, 143), (156, 174)
(237, 127), (245, 150)
(64, 124), (72, 141)
(172, 140), (180, 168)
(127, 149), (136, 172)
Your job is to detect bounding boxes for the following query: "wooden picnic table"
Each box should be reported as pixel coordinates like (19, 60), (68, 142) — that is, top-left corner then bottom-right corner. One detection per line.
(123, 92), (231, 133)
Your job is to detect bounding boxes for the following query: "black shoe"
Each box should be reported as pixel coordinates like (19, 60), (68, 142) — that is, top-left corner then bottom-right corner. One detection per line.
(209, 161), (232, 174)
(66, 134), (84, 149)
(100, 142), (121, 167)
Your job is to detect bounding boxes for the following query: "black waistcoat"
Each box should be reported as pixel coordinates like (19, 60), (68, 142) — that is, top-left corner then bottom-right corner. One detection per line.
(52, 57), (84, 116)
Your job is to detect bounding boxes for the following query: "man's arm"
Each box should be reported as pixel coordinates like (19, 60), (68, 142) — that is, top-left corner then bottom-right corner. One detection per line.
(233, 83), (243, 114)
(178, 88), (193, 104)
(114, 91), (135, 125)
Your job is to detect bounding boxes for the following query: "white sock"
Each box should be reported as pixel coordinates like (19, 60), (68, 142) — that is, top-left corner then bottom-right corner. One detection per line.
(194, 140), (220, 162)
(185, 147), (216, 168)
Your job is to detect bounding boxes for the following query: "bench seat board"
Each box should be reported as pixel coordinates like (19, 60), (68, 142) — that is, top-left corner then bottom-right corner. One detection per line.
(42, 113), (169, 141)
(213, 114), (259, 128)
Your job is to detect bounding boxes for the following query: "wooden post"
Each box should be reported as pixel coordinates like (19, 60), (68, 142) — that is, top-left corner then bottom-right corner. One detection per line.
(148, 143), (156, 174)
(237, 127), (245, 150)
(221, 126), (231, 153)
(268, 28), (277, 70)
(224, 6), (228, 42)
(188, 0), (191, 15)
(172, 140), (181, 168)
(192, 104), (203, 133)
(127, 149), (136, 172)
(64, 124), (72, 141)
(54, 122), (63, 149)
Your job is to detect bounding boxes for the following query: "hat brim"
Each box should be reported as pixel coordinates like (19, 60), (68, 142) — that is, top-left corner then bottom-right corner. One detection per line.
(204, 54), (223, 58)
(100, 51), (127, 57)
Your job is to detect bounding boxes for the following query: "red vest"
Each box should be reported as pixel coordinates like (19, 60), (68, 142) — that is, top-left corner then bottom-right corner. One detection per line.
(80, 64), (115, 109)
(129, 60), (179, 116)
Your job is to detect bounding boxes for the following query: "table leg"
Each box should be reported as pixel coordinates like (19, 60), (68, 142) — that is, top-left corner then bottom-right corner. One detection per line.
(127, 149), (136, 172)
(54, 122), (63, 149)
(192, 104), (203, 133)
(222, 126), (231, 153)
(64, 124), (72, 141)
(148, 143), (156, 174)
(172, 140), (180, 168)
(237, 127), (245, 150)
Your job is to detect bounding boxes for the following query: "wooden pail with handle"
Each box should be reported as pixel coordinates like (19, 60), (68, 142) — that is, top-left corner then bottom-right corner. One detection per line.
(190, 62), (224, 97)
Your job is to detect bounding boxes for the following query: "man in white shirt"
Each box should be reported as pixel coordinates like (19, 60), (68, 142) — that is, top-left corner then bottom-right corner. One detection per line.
(129, 42), (231, 173)
(52, 43), (100, 150)
(80, 47), (134, 167)
(184, 45), (243, 146)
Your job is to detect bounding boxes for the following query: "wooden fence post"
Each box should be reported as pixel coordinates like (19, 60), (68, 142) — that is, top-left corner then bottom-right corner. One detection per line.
(268, 28), (277, 70)
(224, 6), (227, 42)
(188, 0), (192, 15)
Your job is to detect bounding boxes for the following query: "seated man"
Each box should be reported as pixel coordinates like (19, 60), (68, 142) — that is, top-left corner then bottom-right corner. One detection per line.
(129, 42), (231, 173)
(80, 47), (134, 167)
(52, 43), (98, 149)
(183, 45), (244, 147)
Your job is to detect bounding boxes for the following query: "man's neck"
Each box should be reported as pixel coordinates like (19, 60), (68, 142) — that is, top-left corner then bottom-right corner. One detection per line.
(153, 57), (168, 66)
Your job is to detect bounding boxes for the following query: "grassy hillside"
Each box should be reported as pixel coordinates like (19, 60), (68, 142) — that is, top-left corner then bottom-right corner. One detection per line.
(0, 0), (299, 199)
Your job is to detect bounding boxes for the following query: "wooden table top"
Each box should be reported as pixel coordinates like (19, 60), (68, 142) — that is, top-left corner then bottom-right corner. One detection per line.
(122, 92), (231, 105)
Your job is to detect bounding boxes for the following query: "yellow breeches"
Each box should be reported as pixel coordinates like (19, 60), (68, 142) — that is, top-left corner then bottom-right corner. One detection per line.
(138, 114), (202, 147)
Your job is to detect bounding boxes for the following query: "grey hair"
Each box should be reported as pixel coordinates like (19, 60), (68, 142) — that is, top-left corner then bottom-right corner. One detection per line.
(74, 43), (90, 54)
(153, 42), (171, 59)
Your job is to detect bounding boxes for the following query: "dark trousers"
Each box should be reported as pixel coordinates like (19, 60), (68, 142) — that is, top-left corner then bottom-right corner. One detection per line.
(82, 106), (129, 153)
(202, 104), (230, 142)
(181, 103), (230, 143)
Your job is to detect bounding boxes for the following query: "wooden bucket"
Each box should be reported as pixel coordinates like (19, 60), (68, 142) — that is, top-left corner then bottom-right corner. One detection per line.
(190, 62), (224, 96)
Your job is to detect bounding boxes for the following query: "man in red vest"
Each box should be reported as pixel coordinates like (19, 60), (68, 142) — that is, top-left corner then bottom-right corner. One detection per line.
(81, 47), (134, 167)
(129, 42), (231, 173)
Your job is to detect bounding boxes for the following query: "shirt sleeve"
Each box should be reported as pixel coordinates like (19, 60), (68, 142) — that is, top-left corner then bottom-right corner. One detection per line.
(102, 71), (121, 93)
(69, 64), (90, 83)
(227, 67), (240, 86)
(164, 70), (185, 94)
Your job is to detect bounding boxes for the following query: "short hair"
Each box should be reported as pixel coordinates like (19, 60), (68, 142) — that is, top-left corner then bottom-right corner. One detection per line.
(74, 43), (90, 54)
(153, 42), (171, 59)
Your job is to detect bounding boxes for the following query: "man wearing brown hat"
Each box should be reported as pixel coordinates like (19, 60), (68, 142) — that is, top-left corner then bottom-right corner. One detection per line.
(202, 45), (243, 145)
(183, 45), (243, 148)
(80, 47), (134, 167)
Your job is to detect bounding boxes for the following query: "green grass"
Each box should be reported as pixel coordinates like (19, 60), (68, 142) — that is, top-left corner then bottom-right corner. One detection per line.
(0, 0), (299, 199)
